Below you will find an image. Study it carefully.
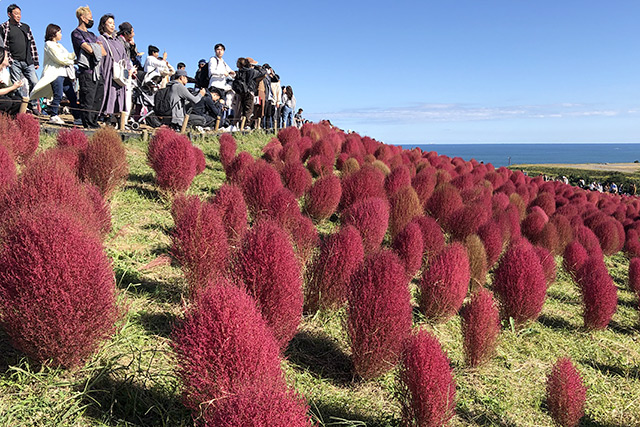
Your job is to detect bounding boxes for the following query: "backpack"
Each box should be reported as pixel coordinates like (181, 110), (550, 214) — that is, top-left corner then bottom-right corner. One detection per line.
(154, 87), (173, 118)
(232, 70), (249, 95)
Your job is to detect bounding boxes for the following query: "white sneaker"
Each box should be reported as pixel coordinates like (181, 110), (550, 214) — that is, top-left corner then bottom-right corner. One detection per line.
(49, 115), (65, 125)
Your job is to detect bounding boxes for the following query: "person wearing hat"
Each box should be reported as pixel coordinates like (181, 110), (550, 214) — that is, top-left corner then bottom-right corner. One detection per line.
(167, 68), (206, 128)
(194, 58), (208, 89)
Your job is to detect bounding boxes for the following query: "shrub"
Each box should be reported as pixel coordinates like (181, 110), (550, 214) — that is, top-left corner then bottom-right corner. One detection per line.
(529, 192), (556, 216)
(172, 281), (306, 424)
(551, 214), (574, 254)
(593, 218), (623, 256)
(281, 161), (313, 198)
(398, 330), (456, 427)
(534, 245), (556, 286)
(277, 126), (301, 145)
(411, 215), (445, 261)
(426, 183), (463, 225)
(392, 222), (424, 278)
(385, 165), (412, 196)
(192, 145), (206, 174)
(347, 251), (412, 379)
(57, 127), (89, 151)
(80, 127), (128, 198)
(465, 234), (488, 290)
(262, 137), (283, 162)
(226, 151), (254, 185)
(412, 167), (437, 207)
(288, 214), (320, 265)
(420, 242), (470, 321)
(297, 136), (313, 161)
(0, 207), (120, 368)
(563, 241), (588, 279)
(340, 156), (361, 175)
(447, 203), (490, 240)
(546, 358), (587, 427)
(259, 188), (301, 232)
(14, 113), (40, 162)
(461, 288), (500, 367)
(306, 154), (334, 177)
(305, 225), (364, 312)
(624, 229), (640, 259)
(218, 132), (237, 170)
(389, 186), (423, 239)
(574, 225), (603, 260)
(242, 162), (284, 215)
(209, 184), (248, 244)
(235, 220), (303, 350)
(339, 166), (386, 211)
(0, 143), (16, 196)
(576, 256), (617, 330)
(84, 183), (113, 236)
(342, 197), (389, 254)
(171, 195), (229, 296)
(148, 129), (196, 193)
(478, 220), (504, 268)
(630, 258), (640, 295)
(304, 174), (342, 221)
(493, 241), (547, 326)
(1, 154), (110, 238)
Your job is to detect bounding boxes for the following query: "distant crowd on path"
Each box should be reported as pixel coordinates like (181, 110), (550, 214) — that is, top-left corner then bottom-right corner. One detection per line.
(0, 3), (308, 132)
(538, 174), (638, 196)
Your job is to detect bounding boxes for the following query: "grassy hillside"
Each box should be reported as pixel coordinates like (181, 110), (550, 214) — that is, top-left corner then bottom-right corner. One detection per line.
(0, 131), (638, 426)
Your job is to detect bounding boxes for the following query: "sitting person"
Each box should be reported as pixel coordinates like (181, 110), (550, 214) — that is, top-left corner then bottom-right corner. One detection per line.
(191, 87), (227, 128)
(143, 45), (173, 87)
(0, 46), (24, 115)
(167, 68), (205, 128)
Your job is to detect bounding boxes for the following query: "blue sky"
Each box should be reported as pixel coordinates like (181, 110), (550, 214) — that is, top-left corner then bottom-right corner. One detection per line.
(15, 0), (640, 144)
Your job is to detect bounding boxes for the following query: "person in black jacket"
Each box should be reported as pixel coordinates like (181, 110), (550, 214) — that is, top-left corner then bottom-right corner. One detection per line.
(233, 57), (265, 129)
(194, 58), (208, 89)
(190, 87), (225, 128)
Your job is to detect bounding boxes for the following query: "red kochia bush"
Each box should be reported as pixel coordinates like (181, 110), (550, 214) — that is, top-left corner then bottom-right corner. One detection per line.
(426, 183), (463, 226)
(576, 256), (617, 330)
(460, 288), (500, 367)
(57, 127), (89, 151)
(225, 151), (254, 185)
(347, 251), (412, 379)
(411, 215), (445, 261)
(478, 220), (504, 268)
(306, 154), (334, 177)
(0, 143), (16, 195)
(148, 129), (196, 193)
(389, 186), (423, 239)
(563, 240), (588, 279)
(218, 132), (237, 170)
(629, 258), (640, 295)
(209, 184), (248, 244)
(342, 197), (389, 254)
(534, 245), (557, 286)
(281, 161), (313, 198)
(14, 113), (40, 162)
(304, 174), (342, 221)
(339, 166), (386, 211)
(398, 330), (456, 427)
(420, 242), (470, 321)
(593, 218), (623, 256)
(242, 162), (284, 215)
(192, 145), (206, 174)
(277, 126), (301, 145)
(392, 222), (424, 278)
(385, 165), (412, 196)
(172, 282), (310, 426)
(493, 241), (547, 325)
(0, 207), (120, 368)
(235, 220), (303, 350)
(171, 195), (229, 295)
(305, 225), (364, 312)
(546, 358), (587, 427)
(80, 127), (128, 198)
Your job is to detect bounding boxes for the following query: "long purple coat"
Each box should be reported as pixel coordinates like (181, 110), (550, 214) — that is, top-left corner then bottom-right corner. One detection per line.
(99, 33), (129, 115)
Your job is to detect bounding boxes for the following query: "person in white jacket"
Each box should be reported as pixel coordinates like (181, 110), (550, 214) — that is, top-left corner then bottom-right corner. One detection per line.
(208, 43), (235, 113)
(30, 24), (77, 125)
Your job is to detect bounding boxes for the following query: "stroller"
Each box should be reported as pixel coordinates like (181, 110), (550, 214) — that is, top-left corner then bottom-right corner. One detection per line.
(128, 71), (163, 129)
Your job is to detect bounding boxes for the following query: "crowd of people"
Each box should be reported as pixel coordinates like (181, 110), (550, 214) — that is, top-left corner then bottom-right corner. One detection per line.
(538, 174), (638, 196)
(0, 4), (306, 131)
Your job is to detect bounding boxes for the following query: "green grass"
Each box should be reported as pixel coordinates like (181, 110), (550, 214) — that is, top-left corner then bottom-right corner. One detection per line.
(510, 164), (640, 190)
(1, 130), (639, 426)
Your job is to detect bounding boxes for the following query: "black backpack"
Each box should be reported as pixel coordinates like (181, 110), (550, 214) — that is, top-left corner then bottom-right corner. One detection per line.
(232, 70), (249, 95)
(154, 87), (173, 118)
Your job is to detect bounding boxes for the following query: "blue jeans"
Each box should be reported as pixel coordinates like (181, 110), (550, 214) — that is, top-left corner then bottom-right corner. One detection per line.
(282, 105), (293, 127)
(9, 60), (38, 108)
(50, 76), (80, 118)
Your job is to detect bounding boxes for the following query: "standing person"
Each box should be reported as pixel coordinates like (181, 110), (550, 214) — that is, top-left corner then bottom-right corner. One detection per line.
(30, 24), (78, 125)
(194, 58), (208, 89)
(71, 5), (106, 129)
(0, 4), (39, 112)
(208, 43), (235, 113)
(143, 45), (173, 87)
(269, 73), (281, 129)
(281, 86), (296, 128)
(98, 14), (130, 125)
(294, 108), (304, 128)
(0, 46), (24, 116)
(117, 22), (140, 125)
(233, 57), (266, 129)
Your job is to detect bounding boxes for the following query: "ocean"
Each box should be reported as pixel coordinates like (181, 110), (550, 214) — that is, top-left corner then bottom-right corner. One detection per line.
(400, 143), (640, 168)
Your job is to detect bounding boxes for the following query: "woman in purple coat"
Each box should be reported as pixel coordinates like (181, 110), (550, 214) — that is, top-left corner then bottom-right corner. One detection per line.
(98, 14), (129, 122)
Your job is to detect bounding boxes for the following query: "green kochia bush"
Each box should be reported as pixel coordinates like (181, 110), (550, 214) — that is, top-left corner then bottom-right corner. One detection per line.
(347, 250), (412, 379)
(0, 206), (120, 368)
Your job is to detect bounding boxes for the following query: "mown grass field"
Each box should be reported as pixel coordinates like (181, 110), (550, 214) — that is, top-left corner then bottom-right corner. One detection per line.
(0, 131), (638, 426)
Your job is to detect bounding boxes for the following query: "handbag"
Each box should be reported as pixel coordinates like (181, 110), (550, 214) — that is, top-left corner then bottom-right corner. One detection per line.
(103, 36), (128, 87)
